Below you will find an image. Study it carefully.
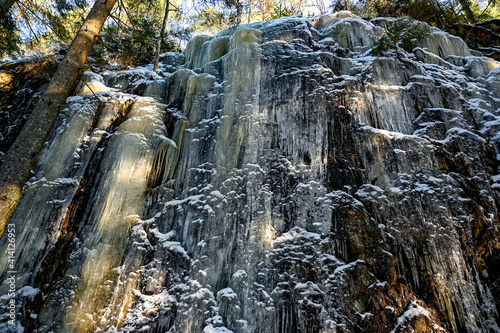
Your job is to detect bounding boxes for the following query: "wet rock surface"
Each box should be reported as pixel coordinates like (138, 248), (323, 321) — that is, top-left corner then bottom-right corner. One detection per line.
(1, 12), (500, 333)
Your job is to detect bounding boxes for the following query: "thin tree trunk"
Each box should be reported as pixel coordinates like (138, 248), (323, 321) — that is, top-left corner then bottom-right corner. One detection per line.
(0, 0), (117, 238)
(0, 0), (15, 19)
(153, 0), (170, 71)
(248, 0), (252, 23)
(235, 0), (241, 24)
(433, 0), (447, 28)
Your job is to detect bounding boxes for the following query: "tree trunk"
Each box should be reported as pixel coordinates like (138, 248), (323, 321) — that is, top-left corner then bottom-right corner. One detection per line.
(236, 0), (241, 24)
(0, 0), (15, 19)
(0, 0), (117, 238)
(248, 0), (252, 23)
(153, 0), (170, 71)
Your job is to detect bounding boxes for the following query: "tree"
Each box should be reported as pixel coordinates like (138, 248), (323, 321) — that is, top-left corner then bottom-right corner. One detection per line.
(0, 0), (15, 18)
(348, 0), (500, 27)
(0, 0), (117, 238)
(371, 17), (431, 55)
(200, 0), (244, 24)
(0, 0), (92, 59)
(0, 13), (19, 57)
(194, 6), (235, 33)
(457, 0), (476, 23)
(270, 0), (307, 19)
(248, 0), (252, 22)
(254, 0), (273, 21)
(91, 0), (185, 67)
(153, 0), (171, 71)
(231, 0), (244, 23)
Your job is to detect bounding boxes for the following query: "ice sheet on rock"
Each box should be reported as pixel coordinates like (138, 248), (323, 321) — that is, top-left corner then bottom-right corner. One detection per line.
(313, 11), (383, 53)
(421, 28), (471, 58)
(74, 71), (117, 97)
(59, 97), (172, 332)
(5, 11), (500, 333)
(202, 325), (234, 333)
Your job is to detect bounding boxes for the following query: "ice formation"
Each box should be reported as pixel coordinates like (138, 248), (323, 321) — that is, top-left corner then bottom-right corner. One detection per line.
(1, 11), (500, 333)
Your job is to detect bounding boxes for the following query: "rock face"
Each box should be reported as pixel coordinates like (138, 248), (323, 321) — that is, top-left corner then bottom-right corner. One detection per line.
(1, 11), (500, 333)
(446, 19), (500, 60)
(0, 56), (60, 161)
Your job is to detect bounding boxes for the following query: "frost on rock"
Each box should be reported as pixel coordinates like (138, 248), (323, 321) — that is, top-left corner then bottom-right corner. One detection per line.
(1, 11), (500, 333)
(74, 71), (116, 97)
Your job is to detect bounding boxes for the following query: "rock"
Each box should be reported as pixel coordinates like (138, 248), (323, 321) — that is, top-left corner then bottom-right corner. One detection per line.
(465, 56), (499, 78)
(0, 56), (60, 163)
(161, 52), (186, 68)
(446, 21), (500, 60)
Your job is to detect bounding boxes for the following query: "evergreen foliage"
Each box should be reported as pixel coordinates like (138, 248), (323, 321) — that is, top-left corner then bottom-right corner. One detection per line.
(0, 16), (19, 57)
(93, 0), (186, 67)
(372, 17), (431, 55)
(1, 0), (188, 67)
(193, 6), (238, 34)
(270, 3), (302, 19)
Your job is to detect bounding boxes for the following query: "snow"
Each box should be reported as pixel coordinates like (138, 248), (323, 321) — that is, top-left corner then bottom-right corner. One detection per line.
(390, 301), (433, 333)
(368, 281), (388, 289)
(272, 227), (321, 247)
(17, 286), (39, 300)
(203, 325), (234, 333)
(442, 127), (486, 144)
(163, 195), (205, 208)
(333, 260), (365, 275)
(217, 288), (237, 300)
(162, 241), (190, 260)
(358, 125), (421, 141)
(232, 270), (247, 279)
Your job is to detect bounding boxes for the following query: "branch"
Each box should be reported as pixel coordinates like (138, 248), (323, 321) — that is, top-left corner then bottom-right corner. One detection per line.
(169, 2), (180, 11)
(15, 0), (55, 33)
(81, 78), (104, 103)
(14, 0), (39, 43)
(110, 13), (134, 30)
(119, 0), (135, 26)
(96, 36), (119, 53)
(477, 0), (495, 23)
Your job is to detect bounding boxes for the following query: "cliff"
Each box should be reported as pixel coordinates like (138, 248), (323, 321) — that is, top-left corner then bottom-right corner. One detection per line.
(1, 11), (500, 333)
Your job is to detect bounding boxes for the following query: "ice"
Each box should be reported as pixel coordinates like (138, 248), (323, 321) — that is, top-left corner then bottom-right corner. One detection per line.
(3, 11), (500, 333)
(333, 259), (365, 275)
(217, 288), (237, 300)
(421, 28), (471, 58)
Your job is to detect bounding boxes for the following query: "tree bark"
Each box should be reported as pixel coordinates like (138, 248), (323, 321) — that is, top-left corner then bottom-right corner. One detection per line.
(0, 0), (117, 238)
(153, 0), (170, 71)
(0, 0), (15, 19)
(248, 0), (252, 23)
